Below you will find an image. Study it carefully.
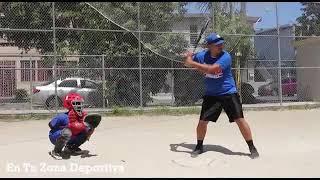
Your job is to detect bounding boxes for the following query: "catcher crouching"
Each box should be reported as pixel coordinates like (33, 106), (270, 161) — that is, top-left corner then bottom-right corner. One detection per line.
(48, 92), (101, 160)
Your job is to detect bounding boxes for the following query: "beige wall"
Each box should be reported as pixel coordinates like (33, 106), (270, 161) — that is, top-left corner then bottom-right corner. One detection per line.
(294, 38), (320, 101)
(0, 39), (82, 97)
(0, 46), (41, 94)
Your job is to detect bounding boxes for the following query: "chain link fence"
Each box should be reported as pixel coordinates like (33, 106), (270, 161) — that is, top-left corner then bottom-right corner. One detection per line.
(0, 2), (320, 114)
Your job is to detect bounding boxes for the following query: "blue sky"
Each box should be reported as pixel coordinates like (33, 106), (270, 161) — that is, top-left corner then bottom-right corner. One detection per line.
(186, 2), (304, 31)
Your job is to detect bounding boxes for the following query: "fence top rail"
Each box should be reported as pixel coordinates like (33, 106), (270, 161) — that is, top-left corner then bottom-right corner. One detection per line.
(0, 54), (154, 57)
(0, 54), (104, 57)
(54, 27), (320, 38)
(1, 27), (320, 39)
(0, 27), (53, 32)
(2, 67), (320, 70)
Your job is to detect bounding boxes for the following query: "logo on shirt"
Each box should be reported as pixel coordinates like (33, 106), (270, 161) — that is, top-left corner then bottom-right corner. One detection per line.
(203, 61), (223, 79)
(205, 72), (223, 79)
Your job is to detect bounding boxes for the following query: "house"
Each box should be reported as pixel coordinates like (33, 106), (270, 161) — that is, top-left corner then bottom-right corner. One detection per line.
(252, 24), (296, 83)
(0, 36), (79, 98)
(171, 13), (261, 48)
(0, 37), (43, 98)
(294, 38), (320, 101)
(237, 24), (297, 97)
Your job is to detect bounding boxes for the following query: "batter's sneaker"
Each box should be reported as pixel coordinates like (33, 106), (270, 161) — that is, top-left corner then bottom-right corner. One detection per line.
(49, 150), (63, 160)
(249, 146), (259, 159)
(191, 146), (204, 157)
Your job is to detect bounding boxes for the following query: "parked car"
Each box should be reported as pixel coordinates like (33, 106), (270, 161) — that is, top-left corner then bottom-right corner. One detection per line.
(32, 77), (100, 109)
(258, 78), (297, 96)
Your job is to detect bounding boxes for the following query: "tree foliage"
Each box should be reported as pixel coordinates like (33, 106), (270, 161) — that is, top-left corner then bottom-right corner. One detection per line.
(295, 2), (320, 37)
(0, 2), (188, 107)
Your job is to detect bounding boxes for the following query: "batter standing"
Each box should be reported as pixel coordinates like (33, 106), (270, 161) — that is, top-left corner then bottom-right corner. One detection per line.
(184, 33), (259, 159)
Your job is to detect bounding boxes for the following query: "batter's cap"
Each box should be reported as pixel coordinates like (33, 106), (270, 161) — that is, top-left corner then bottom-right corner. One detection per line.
(205, 33), (224, 45)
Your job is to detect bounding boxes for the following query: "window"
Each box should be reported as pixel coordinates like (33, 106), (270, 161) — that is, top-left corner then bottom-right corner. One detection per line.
(58, 80), (78, 88)
(190, 24), (198, 45)
(0, 61), (16, 97)
(80, 80), (97, 89)
(37, 61), (52, 82)
(21, 60), (36, 81)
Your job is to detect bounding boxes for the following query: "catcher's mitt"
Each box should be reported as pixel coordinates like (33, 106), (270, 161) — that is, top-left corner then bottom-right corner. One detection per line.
(84, 114), (101, 129)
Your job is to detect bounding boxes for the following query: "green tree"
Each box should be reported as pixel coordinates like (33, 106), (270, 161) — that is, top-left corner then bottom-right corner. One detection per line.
(0, 2), (188, 107)
(87, 2), (189, 106)
(295, 2), (320, 37)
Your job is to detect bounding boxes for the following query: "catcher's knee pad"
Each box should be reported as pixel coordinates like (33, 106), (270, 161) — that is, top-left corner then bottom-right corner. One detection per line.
(60, 128), (72, 141)
(53, 128), (72, 152)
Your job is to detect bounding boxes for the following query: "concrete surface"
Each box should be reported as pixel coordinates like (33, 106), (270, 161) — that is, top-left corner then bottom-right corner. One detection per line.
(1, 109), (320, 177)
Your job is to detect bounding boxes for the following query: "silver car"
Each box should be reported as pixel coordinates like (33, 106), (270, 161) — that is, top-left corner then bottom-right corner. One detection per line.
(32, 77), (100, 108)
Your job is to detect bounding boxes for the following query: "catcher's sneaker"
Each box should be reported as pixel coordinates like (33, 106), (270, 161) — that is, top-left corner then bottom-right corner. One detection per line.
(191, 146), (204, 157)
(65, 146), (84, 155)
(49, 150), (63, 160)
(249, 146), (259, 159)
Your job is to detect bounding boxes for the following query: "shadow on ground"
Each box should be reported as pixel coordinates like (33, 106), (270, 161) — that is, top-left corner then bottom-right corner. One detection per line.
(170, 142), (250, 157)
(50, 150), (98, 160)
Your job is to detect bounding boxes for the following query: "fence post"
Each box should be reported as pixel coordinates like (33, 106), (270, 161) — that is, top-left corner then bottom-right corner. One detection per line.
(29, 56), (33, 113)
(171, 61), (175, 106)
(275, 2), (283, 106)
(52, 2), (58, 113)
(211, 2), (215, 30)
(102, 55), (106, 109)
(138, 2), (143, 107)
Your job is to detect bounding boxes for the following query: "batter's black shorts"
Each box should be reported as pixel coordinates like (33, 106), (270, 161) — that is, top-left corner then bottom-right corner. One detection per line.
(200, 93), (244, 123)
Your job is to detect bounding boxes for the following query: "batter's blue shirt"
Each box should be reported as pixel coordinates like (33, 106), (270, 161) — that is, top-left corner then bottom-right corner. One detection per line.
(193, 50), (237, 96)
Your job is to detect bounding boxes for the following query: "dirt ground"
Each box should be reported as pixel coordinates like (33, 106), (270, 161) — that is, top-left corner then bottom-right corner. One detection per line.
(0, 109), (320, 178)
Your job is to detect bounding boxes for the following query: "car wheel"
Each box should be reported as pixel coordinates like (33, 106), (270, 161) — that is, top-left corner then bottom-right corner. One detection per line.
(46, 96), (62, 109)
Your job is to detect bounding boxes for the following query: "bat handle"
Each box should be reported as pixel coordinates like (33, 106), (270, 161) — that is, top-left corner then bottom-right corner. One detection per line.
(193, 46), (197, 54)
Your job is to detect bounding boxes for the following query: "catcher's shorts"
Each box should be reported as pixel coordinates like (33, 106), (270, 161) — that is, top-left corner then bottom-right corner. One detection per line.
(200, 93), (244, 123)
(49, 126), (90, 145)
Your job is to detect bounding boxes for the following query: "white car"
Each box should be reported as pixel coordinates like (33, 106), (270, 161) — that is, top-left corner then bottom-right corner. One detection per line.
(32, 77), (100, 109)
